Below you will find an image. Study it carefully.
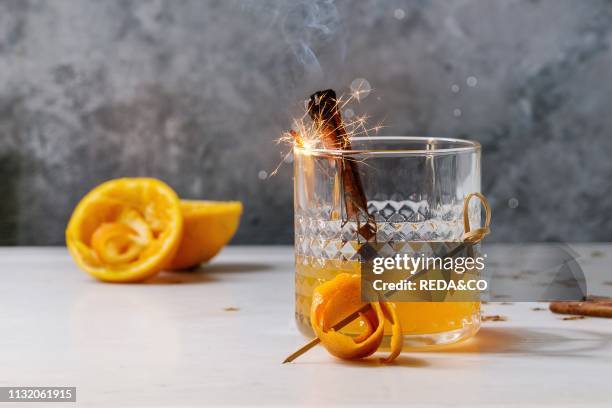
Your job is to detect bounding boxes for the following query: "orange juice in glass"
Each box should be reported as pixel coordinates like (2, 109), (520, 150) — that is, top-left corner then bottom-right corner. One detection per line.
(294, 136), (481, 348)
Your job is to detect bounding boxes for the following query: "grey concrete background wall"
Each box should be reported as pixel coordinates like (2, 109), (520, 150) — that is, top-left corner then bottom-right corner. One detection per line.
(0, 0), (611, 245)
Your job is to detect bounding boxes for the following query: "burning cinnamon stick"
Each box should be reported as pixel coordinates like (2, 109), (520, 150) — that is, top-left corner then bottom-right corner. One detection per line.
(307, 89), (376, 241)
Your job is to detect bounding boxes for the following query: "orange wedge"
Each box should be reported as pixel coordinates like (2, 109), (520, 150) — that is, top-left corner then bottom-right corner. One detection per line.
(66, 178), (183, 282)
(167, 200), (242, 270)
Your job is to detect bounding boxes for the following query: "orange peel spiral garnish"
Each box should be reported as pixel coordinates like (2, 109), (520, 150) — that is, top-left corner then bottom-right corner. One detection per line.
(310, 273), (403, 362)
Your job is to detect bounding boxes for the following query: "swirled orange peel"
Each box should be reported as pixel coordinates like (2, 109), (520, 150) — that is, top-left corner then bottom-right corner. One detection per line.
(310, 273), (402, 363)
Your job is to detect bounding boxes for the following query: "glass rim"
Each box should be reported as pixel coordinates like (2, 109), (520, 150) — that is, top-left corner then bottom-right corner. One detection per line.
(295, 136), (481, 157)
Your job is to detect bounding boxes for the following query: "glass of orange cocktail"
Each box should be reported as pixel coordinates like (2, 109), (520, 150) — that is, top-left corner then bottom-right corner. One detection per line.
(294, 136), (481, 348)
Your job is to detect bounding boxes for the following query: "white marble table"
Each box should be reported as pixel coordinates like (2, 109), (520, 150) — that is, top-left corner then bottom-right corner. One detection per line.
(0, 245), (610, 407)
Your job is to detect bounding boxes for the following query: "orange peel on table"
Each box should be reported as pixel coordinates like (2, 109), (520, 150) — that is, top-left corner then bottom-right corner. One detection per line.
(310, 273), (403, 363)
(66, 178), (183, 283)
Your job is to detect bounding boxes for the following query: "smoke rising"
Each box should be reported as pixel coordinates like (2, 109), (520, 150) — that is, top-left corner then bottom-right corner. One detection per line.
(241, 0), (345, 82)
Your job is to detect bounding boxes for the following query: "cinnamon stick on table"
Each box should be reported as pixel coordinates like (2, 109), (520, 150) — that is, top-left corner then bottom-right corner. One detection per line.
(550, 296), (612, 318)
(307, 89), (376, 241)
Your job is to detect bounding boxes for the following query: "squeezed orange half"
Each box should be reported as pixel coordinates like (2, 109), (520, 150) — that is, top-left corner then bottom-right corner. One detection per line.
(66, 178), (183, 282)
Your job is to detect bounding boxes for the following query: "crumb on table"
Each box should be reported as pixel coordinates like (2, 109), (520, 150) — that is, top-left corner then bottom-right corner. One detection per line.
(561, 315), (586, 321)
(482, 315), (507, 322)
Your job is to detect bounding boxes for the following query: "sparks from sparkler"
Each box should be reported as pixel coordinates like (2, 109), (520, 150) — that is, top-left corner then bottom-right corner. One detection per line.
(270, 91), (385, 177)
